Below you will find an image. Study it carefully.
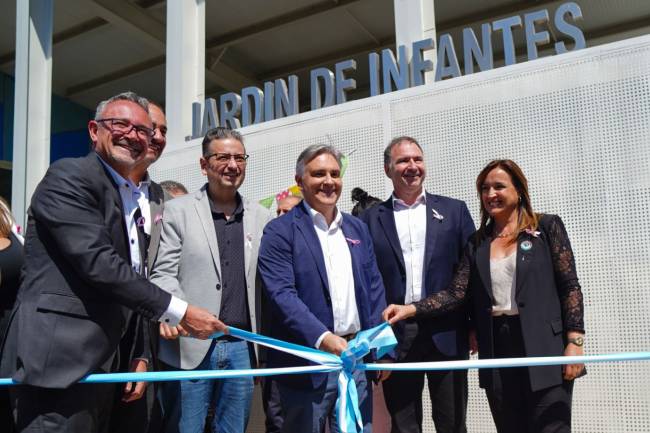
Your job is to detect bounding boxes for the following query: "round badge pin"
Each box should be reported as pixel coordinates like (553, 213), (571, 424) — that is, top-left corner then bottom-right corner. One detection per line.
(521, 240), (533, 251)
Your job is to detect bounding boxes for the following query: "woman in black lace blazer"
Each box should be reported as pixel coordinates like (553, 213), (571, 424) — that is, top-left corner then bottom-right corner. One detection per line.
(384, 160), (585, 433)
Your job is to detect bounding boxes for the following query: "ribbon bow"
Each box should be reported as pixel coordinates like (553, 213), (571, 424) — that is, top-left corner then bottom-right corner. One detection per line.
(336, 323), (397, 431)
(212, 323), (396, 433)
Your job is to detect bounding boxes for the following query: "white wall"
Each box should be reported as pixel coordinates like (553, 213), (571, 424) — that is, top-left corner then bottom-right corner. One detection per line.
(152, 34), (650, 433)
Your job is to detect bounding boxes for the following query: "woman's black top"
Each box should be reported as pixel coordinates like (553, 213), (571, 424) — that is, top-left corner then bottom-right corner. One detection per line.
(0, 233), (24, 312)
(413, 214), (584, 333)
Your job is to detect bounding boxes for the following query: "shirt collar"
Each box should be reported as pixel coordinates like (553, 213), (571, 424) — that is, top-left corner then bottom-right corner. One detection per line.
(392, 189), (427, 209)
(209, 191), (244, 217)
(97, 153), (138, 191)
(303, 200), (342, 230)
(137, 172), (152, 188)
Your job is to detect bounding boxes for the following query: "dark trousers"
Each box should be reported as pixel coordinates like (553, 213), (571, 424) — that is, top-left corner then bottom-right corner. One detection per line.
(278, 369), (372, 433)
(486, 316), (573, 433)
(109, 384), (162, 433)
(11, 383), (117, 433)
(109, 321), (162, 433)
(382, 322), (468, 433)
(262, 378), (283, 433)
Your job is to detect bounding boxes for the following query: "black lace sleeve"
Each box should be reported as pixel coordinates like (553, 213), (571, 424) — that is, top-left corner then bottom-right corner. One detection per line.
(544, 215), (585, 333)
(412, 245), (471, 319)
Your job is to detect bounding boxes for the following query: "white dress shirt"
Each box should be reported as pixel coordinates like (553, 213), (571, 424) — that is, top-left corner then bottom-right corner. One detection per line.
(99, 156), (187, 325)
(304, 202), (361, 349)
(136, 175), (152, 237)
(393, 190), (427, 304)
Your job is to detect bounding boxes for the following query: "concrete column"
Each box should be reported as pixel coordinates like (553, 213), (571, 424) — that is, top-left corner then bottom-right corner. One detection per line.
(165, 0), (205, 150)
(11, 0), (53, 228)
(393, 0), (436, 84)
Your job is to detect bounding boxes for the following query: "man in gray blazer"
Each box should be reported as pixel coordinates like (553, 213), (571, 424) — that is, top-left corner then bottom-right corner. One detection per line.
(150, 127), (272, 433)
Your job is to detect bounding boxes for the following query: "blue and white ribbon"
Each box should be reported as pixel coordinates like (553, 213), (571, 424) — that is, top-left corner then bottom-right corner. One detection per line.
(2, 323), (649, 433)
(224, 323), (397, 433)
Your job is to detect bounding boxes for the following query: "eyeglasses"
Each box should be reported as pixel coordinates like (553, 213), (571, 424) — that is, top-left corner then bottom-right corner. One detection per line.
(205, 153), (250, 165)
(96, 118), (155, 140)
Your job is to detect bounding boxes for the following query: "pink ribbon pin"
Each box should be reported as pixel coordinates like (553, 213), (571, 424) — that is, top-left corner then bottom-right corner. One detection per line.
(524, 228), (541, 238)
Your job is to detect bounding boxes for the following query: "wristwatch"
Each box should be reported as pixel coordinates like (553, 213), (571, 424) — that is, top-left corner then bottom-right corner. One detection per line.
(568, 336), (585, 347)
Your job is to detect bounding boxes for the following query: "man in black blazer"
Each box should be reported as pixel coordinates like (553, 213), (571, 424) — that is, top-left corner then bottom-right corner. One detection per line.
(359, 137), (475, 433)
(2, 92), (225, 433)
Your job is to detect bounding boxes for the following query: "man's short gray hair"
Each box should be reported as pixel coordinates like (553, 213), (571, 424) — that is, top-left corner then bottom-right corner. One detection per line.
(295, 144), (343, 177)
(95, 91), (149, 120)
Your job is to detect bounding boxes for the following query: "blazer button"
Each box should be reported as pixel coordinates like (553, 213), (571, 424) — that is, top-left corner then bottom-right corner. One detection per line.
(216, 283), (221, 290)
(518, 302), (525, 308)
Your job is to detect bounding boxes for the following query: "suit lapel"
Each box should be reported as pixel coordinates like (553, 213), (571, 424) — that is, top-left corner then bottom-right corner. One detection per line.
(476, 236), (494, 302)
(94, 154), (131, 265)
(147, 181), (165, 268)
(294, 203), (329, 291)
(422, 193), (441, 284)
(341, 216), (365, 311)
(515, 234), (533, 297)
(377, 200), (404, 270)
(242, 198), (254, 278)
(194, 185), (221, 280)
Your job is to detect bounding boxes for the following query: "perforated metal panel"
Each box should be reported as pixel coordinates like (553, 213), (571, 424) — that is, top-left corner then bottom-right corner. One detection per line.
(151, 35), (650, 433)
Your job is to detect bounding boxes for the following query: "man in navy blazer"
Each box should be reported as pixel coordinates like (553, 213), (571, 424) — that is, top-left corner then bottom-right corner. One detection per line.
(258, 144), (387, 433)
(359, 137), (475, 433)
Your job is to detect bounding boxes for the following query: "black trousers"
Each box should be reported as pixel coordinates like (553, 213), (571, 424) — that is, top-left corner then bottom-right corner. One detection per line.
(382, 321), (468, 433)
(11, 382), (118, 433)
(109, 320), (162, 433)
(486, 316), (573, 433)
(262, 378), (283, 433)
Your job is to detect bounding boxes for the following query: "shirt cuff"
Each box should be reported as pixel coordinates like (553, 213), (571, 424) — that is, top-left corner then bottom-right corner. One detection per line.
(159, 296), (188, 326)
(315, 331), (332, 350)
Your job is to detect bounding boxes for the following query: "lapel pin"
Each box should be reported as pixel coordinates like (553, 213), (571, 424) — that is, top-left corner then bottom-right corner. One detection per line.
(431, 208), (444, 221)
(521, 240), (533, 251)
(345, 237), (361, 246)
(524, 228), (541, 237)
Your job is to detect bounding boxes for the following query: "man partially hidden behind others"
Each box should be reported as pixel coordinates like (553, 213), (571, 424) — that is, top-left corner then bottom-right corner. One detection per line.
(1, 92), (226, 433)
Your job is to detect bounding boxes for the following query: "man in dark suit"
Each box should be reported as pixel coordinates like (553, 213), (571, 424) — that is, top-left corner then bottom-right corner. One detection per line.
(109, 101), (169, 433)
(2, 92), (226, 433)
(258, 144), (387, 433)
(359, 136), (475, 433)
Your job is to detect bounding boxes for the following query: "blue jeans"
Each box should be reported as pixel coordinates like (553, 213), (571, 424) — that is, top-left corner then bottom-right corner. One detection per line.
(160, 340), (253, 433)
(278, 369), (372, 433)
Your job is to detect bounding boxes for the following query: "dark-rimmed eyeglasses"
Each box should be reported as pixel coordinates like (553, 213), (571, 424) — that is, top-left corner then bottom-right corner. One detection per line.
(96, 118), (155, 140)
(205, 153), (249, 165)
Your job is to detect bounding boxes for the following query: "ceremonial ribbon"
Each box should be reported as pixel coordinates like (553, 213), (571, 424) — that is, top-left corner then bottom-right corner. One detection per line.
(222, 323), (398, 433)
(2, 323), (649, 433)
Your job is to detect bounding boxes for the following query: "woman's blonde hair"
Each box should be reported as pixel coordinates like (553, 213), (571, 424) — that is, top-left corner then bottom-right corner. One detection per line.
(0, 196), (15, 238)
(475, 159), (538, 243)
